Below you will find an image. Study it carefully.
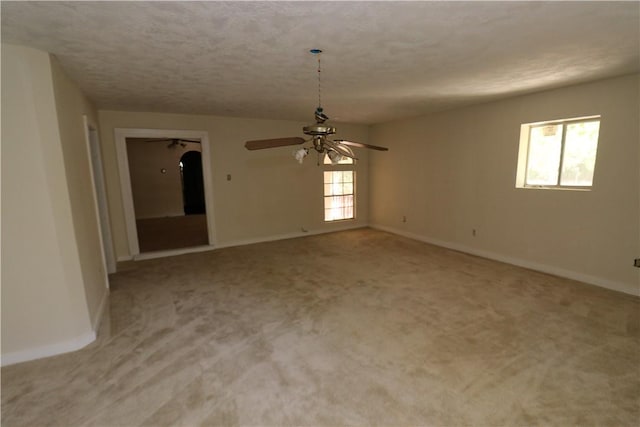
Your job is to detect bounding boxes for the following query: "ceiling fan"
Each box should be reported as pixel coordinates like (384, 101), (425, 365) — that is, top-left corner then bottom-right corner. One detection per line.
(244, 49), (388, 164)
(141, 138), (201, 149)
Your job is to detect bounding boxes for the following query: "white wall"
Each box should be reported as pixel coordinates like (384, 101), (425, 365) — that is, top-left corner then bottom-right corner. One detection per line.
(126, 139), (201, 219)
(98, 111), (370, 260)
(370, 74), (640, 296)
(50, 55), (109, 331)
(1, 45), (96, 364)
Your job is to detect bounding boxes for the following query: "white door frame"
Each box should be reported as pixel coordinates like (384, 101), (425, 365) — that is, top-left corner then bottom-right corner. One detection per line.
(114, 128), (216, 258)
(83, 116), (116, 277)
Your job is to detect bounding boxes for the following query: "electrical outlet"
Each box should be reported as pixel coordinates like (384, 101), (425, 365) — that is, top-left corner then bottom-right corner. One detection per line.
(402, 216), (407, 223)
(634, 258), (640, 268)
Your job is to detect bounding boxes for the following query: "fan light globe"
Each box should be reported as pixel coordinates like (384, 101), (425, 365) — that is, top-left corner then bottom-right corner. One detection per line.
(327, 150), (342, 165)
(294, 147), (309, 164)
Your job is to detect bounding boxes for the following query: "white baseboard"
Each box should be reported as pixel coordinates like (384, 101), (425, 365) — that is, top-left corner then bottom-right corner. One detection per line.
(370, 223), (639, 297)
(119, 224), (367, 263)
(215, 224), (367, 250)
(1, 331), (96, 367)
(2, 289), (109, 367)
(133, 244), (215, 260)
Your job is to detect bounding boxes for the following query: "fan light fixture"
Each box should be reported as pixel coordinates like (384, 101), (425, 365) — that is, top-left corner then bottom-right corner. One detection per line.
(244, 49), (389, 164)
(294, 147), (309, 164)
(327, 150), (343, 165)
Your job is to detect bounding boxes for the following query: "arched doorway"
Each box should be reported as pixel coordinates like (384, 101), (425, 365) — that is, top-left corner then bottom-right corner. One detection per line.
(180, 151), (206, 215)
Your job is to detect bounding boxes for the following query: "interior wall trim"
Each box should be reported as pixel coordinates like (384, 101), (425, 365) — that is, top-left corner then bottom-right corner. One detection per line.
(133, 244), (215, 261)
(83, 115), (116, 276)
(1, 331), (96, 367)
(113, 128), (217, 258)
(115, 224), (367, 266)
(91, 289), (110, 332)
(370, 224), (639, 297)
(215, 224), (367, 250)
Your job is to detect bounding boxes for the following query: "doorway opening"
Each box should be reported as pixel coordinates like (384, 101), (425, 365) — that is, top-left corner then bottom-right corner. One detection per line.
(115, 129), (216, 258)
(180, 151), (206, 215)
(84, 116), (116, 277)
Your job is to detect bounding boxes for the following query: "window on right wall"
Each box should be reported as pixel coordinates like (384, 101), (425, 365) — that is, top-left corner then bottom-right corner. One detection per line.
(516, 116), (601, 190)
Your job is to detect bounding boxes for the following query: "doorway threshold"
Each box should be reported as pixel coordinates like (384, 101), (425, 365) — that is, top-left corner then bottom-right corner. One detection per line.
(133, 244), (215, 261)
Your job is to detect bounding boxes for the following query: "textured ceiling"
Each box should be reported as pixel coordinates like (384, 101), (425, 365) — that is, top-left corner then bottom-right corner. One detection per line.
(2, 1), (639, 124)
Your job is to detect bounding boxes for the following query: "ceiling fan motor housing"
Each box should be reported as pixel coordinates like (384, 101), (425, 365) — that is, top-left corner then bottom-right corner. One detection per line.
(303, 125), (336, 136)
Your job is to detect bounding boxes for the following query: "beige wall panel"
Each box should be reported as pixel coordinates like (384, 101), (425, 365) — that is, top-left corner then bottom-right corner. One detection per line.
(1, 45), (93, 360)
(98, 111), (369, 259)
(50, 56), (109, 330)
(370, 74), (640, 295)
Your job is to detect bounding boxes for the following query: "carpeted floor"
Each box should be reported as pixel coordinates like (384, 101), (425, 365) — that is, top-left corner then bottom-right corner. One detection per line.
(2, 228), (639, 426)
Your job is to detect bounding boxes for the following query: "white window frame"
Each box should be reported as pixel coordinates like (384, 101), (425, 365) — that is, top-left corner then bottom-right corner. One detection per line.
(323, 154), (355, 222)
(515, 115), (600, 191)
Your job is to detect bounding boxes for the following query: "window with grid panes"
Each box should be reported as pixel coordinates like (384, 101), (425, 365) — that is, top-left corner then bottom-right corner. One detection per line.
(516, 116), (601, 189)
(323, 154), (355, 221)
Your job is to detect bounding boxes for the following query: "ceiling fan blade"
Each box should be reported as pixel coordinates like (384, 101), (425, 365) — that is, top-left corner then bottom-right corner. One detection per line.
(334, 139), (389, 151)
(245, 137), (305, 150)
(325, 140), (357, 160)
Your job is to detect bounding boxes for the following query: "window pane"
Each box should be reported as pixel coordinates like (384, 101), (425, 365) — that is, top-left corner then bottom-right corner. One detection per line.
(345, 205), (353, 218)
(324, 208), (336, 221)
(560, 121), (600, 186)
(324, 171), (355, 196)
(324, 171), (355, 221)
(526, 125), (563, 185)
(323, 171), (333, 184)
(324, 197), (333, 210)
(324, 195), (354, 220)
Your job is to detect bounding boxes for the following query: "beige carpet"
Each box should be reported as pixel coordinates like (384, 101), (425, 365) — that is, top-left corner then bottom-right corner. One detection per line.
(2, 228), (639, 426)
